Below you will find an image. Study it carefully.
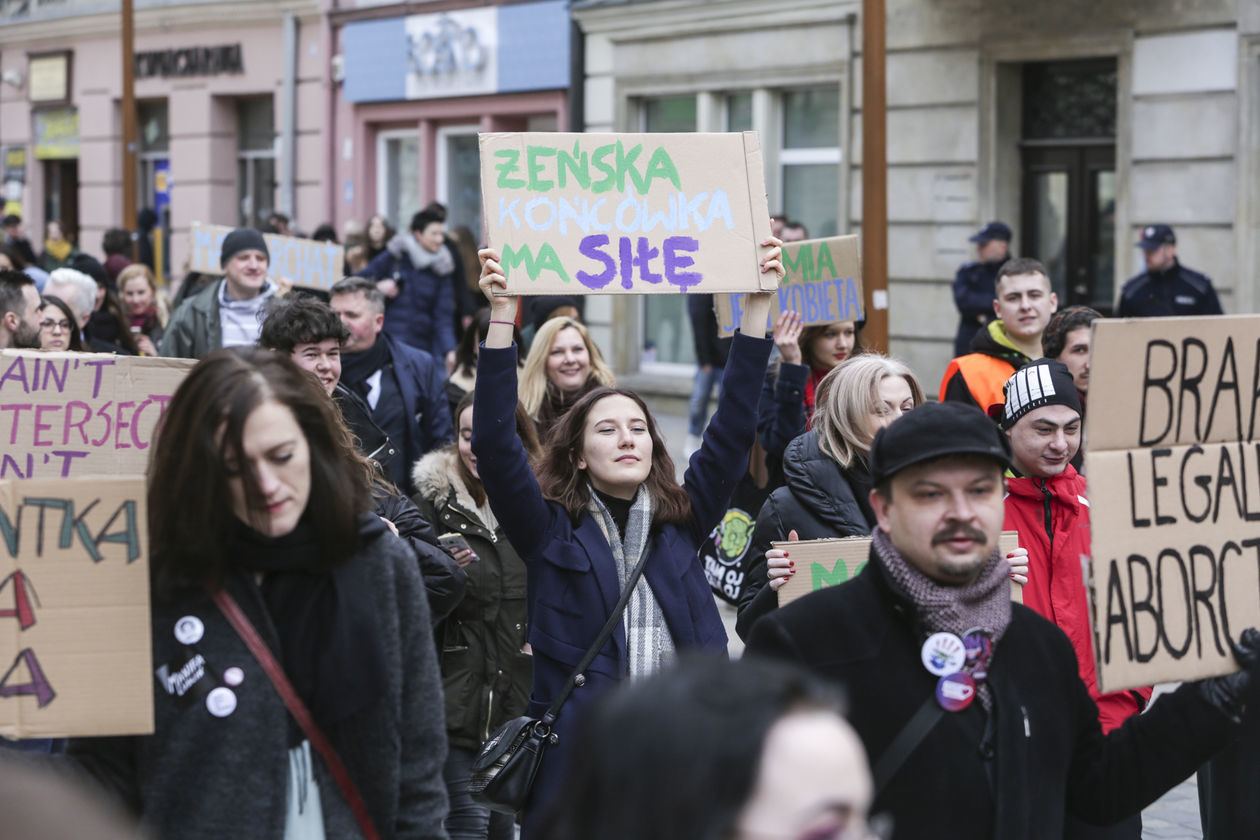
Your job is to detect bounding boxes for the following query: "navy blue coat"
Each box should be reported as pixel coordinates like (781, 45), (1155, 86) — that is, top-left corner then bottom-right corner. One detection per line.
(472, 331), (772, 835)
(382, 333), (454, 494)
(953, 259), (1002, 357)
(360, 248), (458, 358)
(1117, 259), (1222, 318)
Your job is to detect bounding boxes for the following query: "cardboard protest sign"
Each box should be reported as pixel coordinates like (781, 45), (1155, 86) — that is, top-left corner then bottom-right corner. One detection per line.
(188, 223), (345, 290)
(0, 351), (193, 480)
(0, 477), (153, 737)
(776, 532), (1021, 608)
(479, 132), (775, 295)
(715, 235), (863, 336)
(1086, 315), (1260, 692)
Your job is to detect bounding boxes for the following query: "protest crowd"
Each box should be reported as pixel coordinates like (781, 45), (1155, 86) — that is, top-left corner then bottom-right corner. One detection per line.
(2, 160), (1259, 840)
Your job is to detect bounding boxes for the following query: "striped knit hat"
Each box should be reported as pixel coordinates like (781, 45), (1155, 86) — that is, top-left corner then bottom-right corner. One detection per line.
(1000, 359), (1081, 430)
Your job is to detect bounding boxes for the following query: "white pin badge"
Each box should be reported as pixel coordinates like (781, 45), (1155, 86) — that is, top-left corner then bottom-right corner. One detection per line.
(921, 632), (966, 677)
(223, 667), (245, 687)
(206, 687), (238, 718)
(174, 616), (205, 646)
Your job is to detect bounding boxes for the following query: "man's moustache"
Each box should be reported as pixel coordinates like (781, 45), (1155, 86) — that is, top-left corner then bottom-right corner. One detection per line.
(931, 525), (988, 546)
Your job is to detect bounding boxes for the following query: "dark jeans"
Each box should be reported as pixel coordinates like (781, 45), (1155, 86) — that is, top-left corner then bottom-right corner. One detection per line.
(445, 744), (515, 840)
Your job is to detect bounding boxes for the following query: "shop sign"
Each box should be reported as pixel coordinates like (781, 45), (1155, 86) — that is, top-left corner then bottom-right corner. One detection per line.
(28, 52), (70, 104)
(33, 109), (79, 160)
(405, 8), (497, 100)
(135, 44), (243, 79)
(3, 147), (26, 184)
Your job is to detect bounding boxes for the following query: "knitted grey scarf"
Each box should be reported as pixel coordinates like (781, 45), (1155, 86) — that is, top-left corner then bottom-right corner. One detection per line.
(872, 528), (1011, 711)
(587, 486), (675, 679)
(387, 232), (455, 276)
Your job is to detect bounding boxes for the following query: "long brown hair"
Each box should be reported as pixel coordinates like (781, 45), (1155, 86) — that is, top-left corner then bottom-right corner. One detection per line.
(536, 387), (691, 526)
(147, 347), (372, 593)
(454, 389), (541, 507)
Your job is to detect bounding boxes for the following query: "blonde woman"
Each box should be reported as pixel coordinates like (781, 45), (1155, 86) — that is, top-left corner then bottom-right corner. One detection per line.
(735, 354), (923, 640)
(519, 315), (615, 432)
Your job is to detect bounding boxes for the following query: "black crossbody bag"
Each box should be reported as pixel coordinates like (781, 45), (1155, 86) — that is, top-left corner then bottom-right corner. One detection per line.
(468, 548), (651, 814)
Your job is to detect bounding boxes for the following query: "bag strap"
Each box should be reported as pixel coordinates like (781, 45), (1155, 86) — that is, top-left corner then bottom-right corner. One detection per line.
(540, 546), (653, 725)
(871, 694), (944, 796)
(209, 586), (381, 840)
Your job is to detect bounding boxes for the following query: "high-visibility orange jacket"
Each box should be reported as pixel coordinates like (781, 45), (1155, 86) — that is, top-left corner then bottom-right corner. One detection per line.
(939, 320), (1031, 412)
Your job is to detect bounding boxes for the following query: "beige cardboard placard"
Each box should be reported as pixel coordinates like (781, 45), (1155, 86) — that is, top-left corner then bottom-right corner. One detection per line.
(776, 532), (1021, 608)
(479, 131), (775, 295)
(715, 235), (863, 336)
(0, 478), (153, 737)
(1086, 315), (1260, 692)
(188, 223), (346, 290)
(0, 350), (193, 480)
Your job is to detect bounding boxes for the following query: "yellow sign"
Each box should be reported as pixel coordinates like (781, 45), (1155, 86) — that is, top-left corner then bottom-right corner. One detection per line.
(33, 109), (79, 160)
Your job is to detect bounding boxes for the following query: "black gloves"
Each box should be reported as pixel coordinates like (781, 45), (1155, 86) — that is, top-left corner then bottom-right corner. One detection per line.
(1199, 627), (1260, 722)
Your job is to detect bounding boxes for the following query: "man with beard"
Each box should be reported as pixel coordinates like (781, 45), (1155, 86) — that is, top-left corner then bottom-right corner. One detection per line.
(0, 269), (42, 348)
(746, 400), (1260, 839)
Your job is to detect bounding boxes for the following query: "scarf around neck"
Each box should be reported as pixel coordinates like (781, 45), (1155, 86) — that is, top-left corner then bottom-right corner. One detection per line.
(586, 484), (674, 679)
(388, 232), (455, 277)
(341, 338), (391, 399)
(227, 514), (388, 739)
(872, 527), (1011, 710)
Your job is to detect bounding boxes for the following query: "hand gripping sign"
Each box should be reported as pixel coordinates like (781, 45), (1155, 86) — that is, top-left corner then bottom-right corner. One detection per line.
(1086, 315), (1260, 693)
(479, 132), (776, 295)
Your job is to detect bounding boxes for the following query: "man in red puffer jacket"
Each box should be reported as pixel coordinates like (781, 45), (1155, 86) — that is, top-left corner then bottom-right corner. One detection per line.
(999, 359), (1152, 840)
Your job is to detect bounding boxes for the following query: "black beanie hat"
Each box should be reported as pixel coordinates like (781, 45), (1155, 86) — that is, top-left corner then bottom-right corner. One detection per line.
(220, 227), (269, 269)
(1000, 359), (1081, 430)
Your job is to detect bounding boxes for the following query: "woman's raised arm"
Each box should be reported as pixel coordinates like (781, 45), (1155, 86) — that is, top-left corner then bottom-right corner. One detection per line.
(478, 248), (518, 349)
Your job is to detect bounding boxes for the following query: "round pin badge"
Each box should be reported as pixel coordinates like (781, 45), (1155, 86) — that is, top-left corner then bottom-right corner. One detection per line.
(962, 629), (992, 666)
(222, 667), (245, 687)
(173, 615), (205, 646)
(206, 687), (238, 718)
(920, 632), (966, 677)
(936, 672), (976, 712)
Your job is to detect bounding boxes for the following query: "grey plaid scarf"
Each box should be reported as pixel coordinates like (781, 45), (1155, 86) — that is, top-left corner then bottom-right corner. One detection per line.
(587, 486), (675, 679)
(873, 528), (1011, 711)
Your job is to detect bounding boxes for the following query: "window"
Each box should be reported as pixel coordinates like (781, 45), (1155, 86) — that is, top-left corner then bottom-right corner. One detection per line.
(377, 129), (419, 231)
(436, 125), (482, 242)
(780, 86), (841, 238)
(639, 95), (699, 368)
(726, 92), (753, 132)
(236, 97), (275, 229)
(137, 101), (170, 275)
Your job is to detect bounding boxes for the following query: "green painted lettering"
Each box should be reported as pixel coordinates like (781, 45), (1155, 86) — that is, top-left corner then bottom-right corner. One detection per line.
(557, 142), (591, 190)
(494, 150), (526, 189)
(526, 146), (557, 191)
(501, 243), (572, 284)
(814, 243), (836, 280)
(811, 557), (867, 591)
(642, 147), (682, 191)
(616, 142), (645, 193)
(591, 143), (617, 193)
(782, 245), (814, 284)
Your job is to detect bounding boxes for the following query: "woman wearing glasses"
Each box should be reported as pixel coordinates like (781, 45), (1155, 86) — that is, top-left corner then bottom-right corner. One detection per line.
(38, 295), (83, 351)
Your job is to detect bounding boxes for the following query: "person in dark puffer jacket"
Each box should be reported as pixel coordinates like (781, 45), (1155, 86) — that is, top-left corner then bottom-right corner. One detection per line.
(737, 355), (923, 641)
(412, 390), (537, 840)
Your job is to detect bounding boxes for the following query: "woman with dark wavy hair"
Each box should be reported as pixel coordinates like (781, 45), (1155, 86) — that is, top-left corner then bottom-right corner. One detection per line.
(68, 347), (449, 840)
(470, 239), (782, 837)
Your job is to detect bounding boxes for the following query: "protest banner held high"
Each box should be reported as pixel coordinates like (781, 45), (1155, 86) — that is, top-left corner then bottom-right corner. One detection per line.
(715, 235), (863, 336)
(1087, 315), (1260, 692)
(188, 223), (345, 291)
(479, 131), (776, 295)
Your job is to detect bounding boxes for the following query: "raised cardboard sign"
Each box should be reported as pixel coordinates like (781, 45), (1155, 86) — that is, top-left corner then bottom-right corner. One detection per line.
(1086, 315), (1260, 693)
(776, 532), (1022, 608)
(0, 351), (194, 480)
(188, 223), (346, 290)
(0, 477), (153, 737)
(715, 235), (863, 336)
(479, 132), (775, 295)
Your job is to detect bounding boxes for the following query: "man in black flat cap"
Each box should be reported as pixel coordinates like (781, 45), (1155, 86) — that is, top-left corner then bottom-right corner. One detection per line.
(1116, 224), (1221, 318)
(952, 221), (1012, 357)
(746, 400), (1260, 840)
(160, 227), (277, 359)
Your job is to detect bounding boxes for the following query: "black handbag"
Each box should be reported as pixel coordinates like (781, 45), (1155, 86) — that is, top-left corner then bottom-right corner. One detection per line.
(469, 548), (652, 814)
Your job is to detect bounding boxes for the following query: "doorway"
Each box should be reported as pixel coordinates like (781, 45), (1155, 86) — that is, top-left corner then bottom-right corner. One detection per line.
(43, 159), (79, 246)
(1019, 59), (1117, 313)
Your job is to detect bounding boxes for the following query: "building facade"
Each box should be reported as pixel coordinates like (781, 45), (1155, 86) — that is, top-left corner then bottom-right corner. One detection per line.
(328, 0), (572, 244)
(574, 0), (1260, 388)
(0, 0), (328, 277)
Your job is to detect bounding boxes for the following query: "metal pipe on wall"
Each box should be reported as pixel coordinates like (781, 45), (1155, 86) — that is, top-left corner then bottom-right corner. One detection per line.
(279, 12), (298, 222)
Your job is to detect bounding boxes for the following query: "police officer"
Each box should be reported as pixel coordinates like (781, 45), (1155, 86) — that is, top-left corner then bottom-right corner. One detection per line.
(953, 221), (1011, 356)
(1117, 224), (1222, 317)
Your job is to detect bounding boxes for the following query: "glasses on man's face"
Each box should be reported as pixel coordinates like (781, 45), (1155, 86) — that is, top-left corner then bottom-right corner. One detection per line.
(40, 319), (71, 332)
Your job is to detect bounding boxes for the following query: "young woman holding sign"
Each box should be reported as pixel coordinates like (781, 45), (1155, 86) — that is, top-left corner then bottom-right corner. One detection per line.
(472, 238), (782, 836)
